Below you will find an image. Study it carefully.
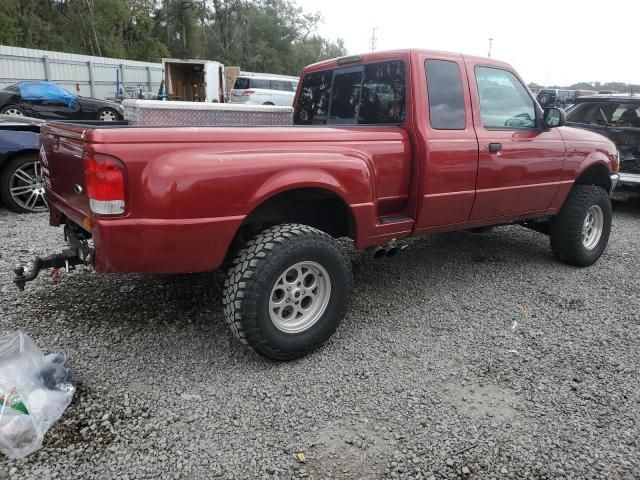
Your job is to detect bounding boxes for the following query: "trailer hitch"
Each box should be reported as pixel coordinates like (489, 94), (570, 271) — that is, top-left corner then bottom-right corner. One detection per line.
(13, 249), (84, 291)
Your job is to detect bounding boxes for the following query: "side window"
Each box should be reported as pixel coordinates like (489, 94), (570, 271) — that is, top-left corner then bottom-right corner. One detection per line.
(358, 60), (406, 124)
(294, 70), (332, 125)
(329, 69), (362, 124)
(425, 59), (466, 129)
(475, 66), (535, 129)
(271, 80), (292, 92)
(612, 103), (640, 127)
(250, 78), (270, 90)
(233, 77), (250, 90)
(567, 103), (621, 126)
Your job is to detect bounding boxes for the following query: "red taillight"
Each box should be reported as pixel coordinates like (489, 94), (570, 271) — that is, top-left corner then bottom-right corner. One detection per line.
(242, 90), (255, 96)
(83, 152), (125, 215)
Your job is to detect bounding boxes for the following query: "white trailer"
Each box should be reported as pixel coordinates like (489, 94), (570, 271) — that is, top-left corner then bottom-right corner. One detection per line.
(162, 58), (226, 103)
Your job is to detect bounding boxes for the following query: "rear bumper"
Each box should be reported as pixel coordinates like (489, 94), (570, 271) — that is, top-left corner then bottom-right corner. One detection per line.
(90, 215), (244, 273)
(48, 196), (244, 274)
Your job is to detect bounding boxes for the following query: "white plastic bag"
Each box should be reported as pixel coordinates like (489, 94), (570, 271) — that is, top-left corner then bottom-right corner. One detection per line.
(0, 331), (75, 458)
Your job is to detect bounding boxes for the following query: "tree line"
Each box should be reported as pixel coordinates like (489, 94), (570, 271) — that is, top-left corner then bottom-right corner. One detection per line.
(0, 0), (346, 76)
(528, 81), (640, 94)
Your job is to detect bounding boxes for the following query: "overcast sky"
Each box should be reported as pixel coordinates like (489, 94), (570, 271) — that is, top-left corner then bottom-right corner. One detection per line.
(295, 0), (639, 86)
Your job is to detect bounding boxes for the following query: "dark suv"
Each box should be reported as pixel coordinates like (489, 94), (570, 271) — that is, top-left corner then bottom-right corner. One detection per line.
(537, 89), (575, 108)
(565, 95), (640, 192)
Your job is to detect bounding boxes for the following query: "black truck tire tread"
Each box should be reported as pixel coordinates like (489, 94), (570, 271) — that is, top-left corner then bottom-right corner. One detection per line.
(222, 223), (352, 360)
(550, 185), (612, 267)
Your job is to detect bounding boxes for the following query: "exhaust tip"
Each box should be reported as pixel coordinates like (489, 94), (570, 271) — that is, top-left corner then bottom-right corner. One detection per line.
(385, 247), (399, 257)
(373, 247), (386, 259)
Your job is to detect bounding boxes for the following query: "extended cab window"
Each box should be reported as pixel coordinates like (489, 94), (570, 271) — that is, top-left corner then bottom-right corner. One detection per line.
(475, 67), (535, 129)
(425, 60), (465, 129)
(294, 60), (406, 125)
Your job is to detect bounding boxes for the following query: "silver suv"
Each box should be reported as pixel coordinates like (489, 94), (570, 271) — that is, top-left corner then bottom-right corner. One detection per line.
(229, 73), (299, 107)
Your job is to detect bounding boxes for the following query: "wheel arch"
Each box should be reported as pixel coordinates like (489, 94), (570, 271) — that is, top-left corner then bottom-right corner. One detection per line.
(574, 161), (611, 191)
(242, 186), (356, 237)
(225, 186), (357, 266)
(0, 148), (39, 175)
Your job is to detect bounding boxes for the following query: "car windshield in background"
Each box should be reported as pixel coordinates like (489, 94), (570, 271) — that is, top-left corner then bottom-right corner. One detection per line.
(567, 102), (640, 128)
(294, 60), (406, 125)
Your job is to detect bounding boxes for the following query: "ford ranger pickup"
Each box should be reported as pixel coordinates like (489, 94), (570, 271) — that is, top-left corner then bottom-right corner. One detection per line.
(15, 49), (620, 360)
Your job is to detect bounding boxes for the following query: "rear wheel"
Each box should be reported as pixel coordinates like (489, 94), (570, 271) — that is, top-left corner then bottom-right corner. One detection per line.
(0, 153), (48, 213)
(1, 105), (26, 116)
(97, 108), (118, 122)
(223, 224), (352, 360)
(550, 185), (612, 266)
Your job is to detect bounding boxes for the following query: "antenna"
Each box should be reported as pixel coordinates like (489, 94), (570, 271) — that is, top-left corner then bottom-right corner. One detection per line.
(488, 37), (494, 57)
(370, 27), (378, 51)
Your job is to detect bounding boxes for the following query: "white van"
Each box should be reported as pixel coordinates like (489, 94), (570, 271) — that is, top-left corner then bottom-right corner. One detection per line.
(229, 73), (299, 106)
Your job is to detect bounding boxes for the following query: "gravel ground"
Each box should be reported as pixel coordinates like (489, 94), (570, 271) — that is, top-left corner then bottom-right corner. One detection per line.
(0, 201), (639, 480)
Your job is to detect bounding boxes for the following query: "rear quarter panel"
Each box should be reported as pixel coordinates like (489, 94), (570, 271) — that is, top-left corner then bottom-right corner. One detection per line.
(66, 126), (410, 273)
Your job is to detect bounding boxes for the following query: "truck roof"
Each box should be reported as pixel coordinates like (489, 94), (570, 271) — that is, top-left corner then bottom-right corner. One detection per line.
(303, 48), (512, 73)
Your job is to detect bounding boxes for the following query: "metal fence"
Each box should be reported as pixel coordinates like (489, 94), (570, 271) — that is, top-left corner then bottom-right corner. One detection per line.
(0, 45), (163, 100)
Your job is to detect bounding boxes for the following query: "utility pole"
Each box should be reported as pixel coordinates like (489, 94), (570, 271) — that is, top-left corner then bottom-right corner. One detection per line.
(488, 37), (493, 57)
(370, 27), (378, 51)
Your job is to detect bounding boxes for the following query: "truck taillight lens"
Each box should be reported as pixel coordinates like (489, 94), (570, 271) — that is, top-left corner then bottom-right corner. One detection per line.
(242, 90), (255, 96)
(83, 153), (125, 215)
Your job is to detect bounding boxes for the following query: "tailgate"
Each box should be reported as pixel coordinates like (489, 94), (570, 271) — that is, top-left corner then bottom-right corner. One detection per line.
(40, 124), (92, 225)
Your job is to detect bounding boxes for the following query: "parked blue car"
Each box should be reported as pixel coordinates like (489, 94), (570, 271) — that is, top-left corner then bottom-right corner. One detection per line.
(0, 115), (44, 213)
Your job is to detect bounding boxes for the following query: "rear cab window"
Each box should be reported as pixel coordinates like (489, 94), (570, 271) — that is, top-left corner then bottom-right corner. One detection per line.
(294, 60), (406, 126)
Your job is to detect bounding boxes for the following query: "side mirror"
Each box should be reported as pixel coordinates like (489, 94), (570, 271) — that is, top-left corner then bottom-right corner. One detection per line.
(543, 107), (566, 128)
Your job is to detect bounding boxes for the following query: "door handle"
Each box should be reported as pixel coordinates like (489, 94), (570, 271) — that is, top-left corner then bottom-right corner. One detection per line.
(486, 143), (502, 153)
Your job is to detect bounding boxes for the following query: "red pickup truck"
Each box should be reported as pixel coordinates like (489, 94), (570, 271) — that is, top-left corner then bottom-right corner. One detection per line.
(17, 49), (620, 360)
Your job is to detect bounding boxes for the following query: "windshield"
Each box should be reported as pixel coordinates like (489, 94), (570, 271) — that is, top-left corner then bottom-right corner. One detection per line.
(567, 101), (640, 128)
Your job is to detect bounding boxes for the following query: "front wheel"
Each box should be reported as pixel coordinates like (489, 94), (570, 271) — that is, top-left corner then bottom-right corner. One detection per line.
(223, 224), (352, 360)
(550, 185), (612, 267)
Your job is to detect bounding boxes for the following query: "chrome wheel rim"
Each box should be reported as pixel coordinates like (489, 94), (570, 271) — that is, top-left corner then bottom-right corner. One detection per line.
(4, 108), (23, 116)
(9, 161), (48, 212)
(99, 110), (117, 121)
(582, 205), (603, 250)
(269, 261), (331, 334)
